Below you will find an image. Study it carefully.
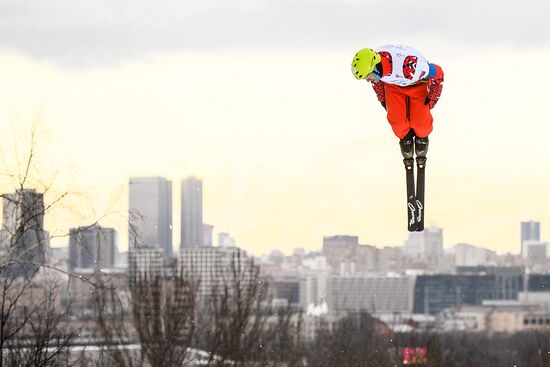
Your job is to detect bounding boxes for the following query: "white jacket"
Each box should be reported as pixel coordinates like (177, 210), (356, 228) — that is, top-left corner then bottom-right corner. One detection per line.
(374, 45), (430, 87)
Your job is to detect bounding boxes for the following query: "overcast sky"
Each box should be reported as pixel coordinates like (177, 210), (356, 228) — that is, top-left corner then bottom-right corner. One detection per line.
(1, 0), (550, 255)
(1, 0), (549, 66)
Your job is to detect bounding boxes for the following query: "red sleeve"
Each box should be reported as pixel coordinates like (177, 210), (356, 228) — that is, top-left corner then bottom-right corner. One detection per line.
(427, 64), (444, 108)
(372, 81), (386, 103)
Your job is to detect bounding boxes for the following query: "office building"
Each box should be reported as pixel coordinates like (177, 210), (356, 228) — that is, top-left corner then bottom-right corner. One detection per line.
(437, 302), (545, 333)
(300, 273), (329, 309)
(521, 221), (541, 258)
(268, 276), (300, 305)
(322, 235), (380, 273)
(69, 225), (116, 271)
(525, 241), (548, 264)
(203, 224), (214, 247)
(402, 226), (443, 260)
(181, 177), (203, 247)
(453, 243), (496, 267)
(128, 247), (164, 281)
(327, 275), (415, 314)
(178, 246), (254, 297)
(424, 227), (444, 259)
(402, 232), (424, 258)
(376, 246), (405, 273)
(413, 273), (526, 315)
(2, 189), (48, 277)
(322, 235), (358, 269)
(129, 177), (173, 259)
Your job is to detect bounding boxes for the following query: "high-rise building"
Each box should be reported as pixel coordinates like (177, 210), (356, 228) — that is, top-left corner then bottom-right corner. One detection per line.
(402, 226), (443, 260)
(181, 177), (203, 247)
(327, 275), (415, 314)
(401, 232), (424, 258)
(2, 189), (48, 277)
(203, 224), (214, 247)
(322, 235), (377, 273)
(178, 246), (254, 297)
(525, 241), (548, 264)
(129, 177), (173, 259)
(265, 276), (300, 305)
(453, 243), (496, 267)
(424, 227), (444, 259)
(521, 221), (541, 258)
(129, 247), (165, 281)
(69, 225), (116, 271)
(413, 273), (525, 315)
(322, 235), (358, 270)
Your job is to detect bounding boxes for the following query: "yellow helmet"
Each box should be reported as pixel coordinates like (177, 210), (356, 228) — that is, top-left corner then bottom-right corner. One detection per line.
(351, 48), (381, 80)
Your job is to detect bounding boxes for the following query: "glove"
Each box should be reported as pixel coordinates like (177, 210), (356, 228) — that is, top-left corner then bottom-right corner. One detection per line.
(424, 97), (437, 109)
(381, 101), (386, 110)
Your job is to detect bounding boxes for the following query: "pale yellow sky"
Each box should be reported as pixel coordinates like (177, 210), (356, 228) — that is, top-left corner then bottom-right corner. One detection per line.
(1, 46), (550, 256)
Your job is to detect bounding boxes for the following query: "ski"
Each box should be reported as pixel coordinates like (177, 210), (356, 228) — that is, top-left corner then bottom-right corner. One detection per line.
(404, 158), (417, 231)
(415, 157), (426, 232)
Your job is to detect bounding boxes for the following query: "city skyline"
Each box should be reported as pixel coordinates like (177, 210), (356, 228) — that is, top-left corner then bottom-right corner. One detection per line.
(1, 2), (550, 364)
(1, 166), (547, 257)
(2, 167), (548, 257)
(1, 1), (549, 256)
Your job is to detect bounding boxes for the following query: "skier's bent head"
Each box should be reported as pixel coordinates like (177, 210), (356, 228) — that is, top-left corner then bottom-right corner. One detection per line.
(351, 48), (381, 83)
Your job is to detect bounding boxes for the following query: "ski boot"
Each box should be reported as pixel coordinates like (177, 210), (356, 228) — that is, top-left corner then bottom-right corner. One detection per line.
(414, 136), (429, 164)
(399, 129), (415, 160)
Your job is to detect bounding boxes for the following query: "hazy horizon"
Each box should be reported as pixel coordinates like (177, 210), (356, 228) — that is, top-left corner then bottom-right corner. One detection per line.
(1, 0), (549, 255)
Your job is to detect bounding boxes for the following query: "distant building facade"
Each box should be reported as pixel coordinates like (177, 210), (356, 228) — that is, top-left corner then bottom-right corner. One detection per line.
(525, 241), (548, 265)
(128, 247), (165, 281)
(521, 221), (541, 258)
(129, 177), (173, 259)
(413, 271), (550, 315)
(322, 235), (378, 273)
(327, 275), (414, 314)
(402, 226), (443, 260)
(437, 301), (550, 334)
(69, 225), (116, 271)
(181, 177), (203, 247)
(322, 235), (358, 269)
(453, 243), (497, 267)
(178, 246), (254, 297)
(268, 277), (300, 305)
(203, 224), (214, 247)
(2, 189), (48, 277)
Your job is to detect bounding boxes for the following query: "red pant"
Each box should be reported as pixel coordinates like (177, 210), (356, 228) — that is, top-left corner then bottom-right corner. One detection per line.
(385, 83), (433, 139)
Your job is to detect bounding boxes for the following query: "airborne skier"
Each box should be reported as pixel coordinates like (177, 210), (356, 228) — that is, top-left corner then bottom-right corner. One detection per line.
(351, 45), (444, 231)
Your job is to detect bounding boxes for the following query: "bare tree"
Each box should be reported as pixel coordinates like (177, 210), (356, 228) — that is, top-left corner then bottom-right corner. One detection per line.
(0, 125), (76, 366)
(197, 252), (271, 367)
(1, 274), (77, 367)
(304, 311), (392, 367)
(91, 268), (198, 367)
(132, 270), (197, 366)
(260, 305), (304, 367)
(0, 123), (118, 366)
(90, 278), (137, 367)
